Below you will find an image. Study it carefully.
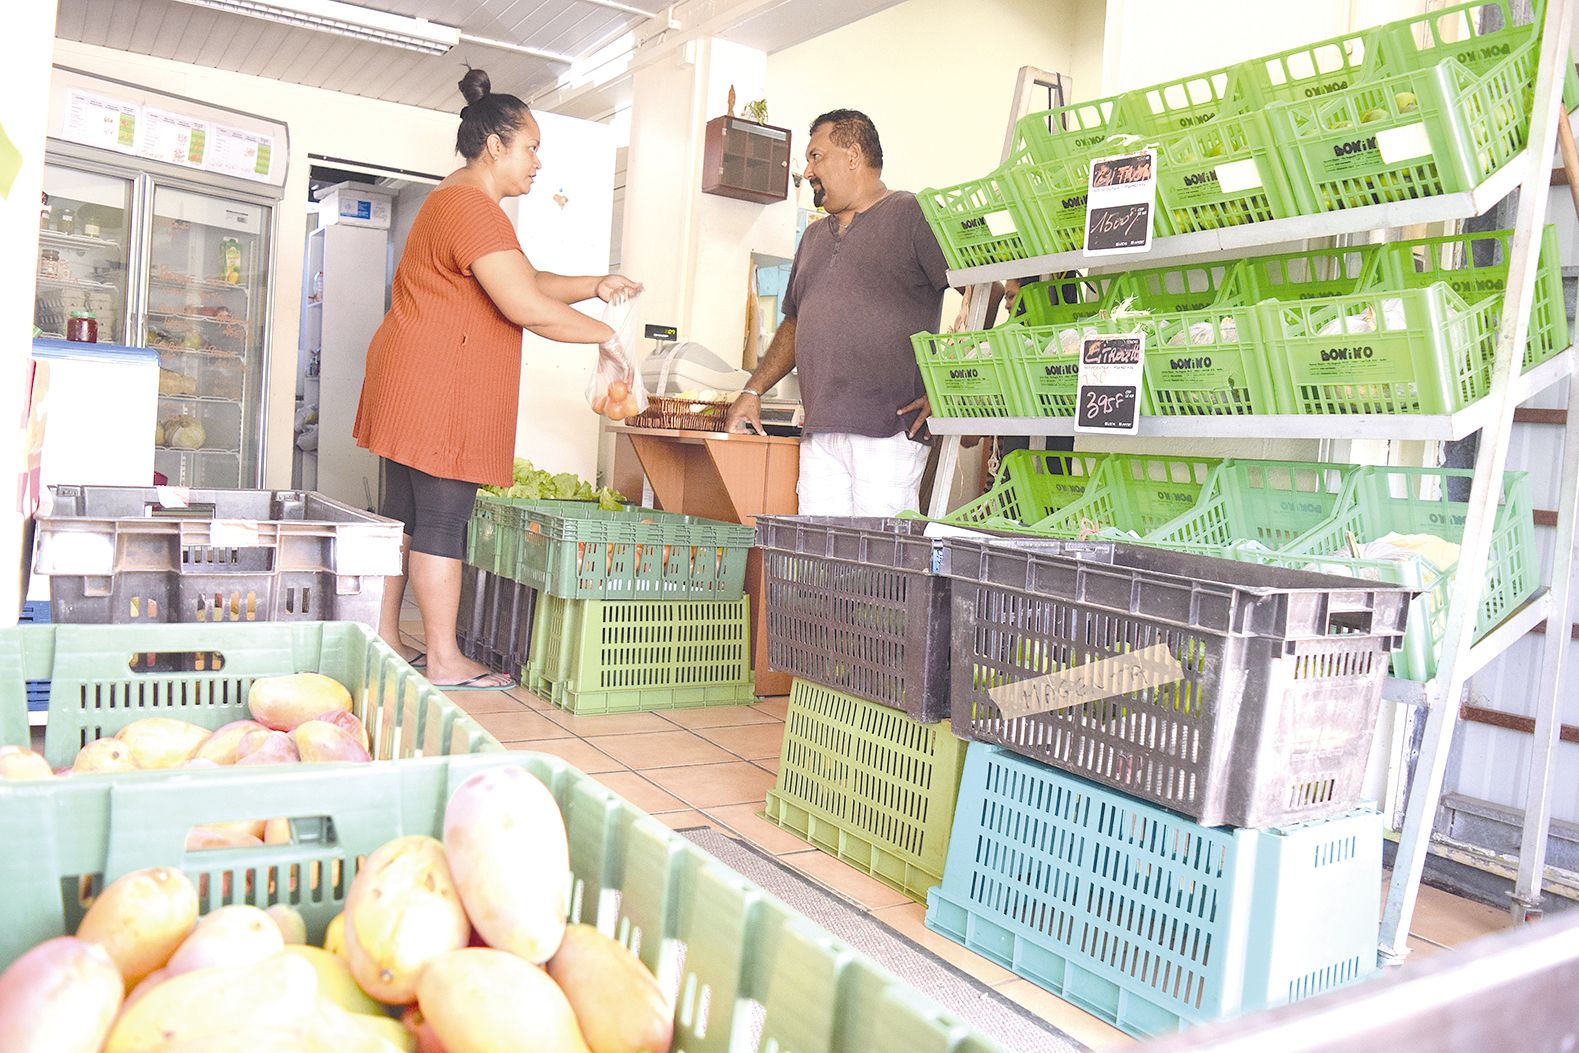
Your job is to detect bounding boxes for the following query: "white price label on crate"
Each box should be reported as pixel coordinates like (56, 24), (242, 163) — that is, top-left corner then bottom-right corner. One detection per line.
(1215, 158), (1263, 194)
(1377, 123), (1432, 165)
(154, 486), (190, 510)
(209, 519), (261, 548)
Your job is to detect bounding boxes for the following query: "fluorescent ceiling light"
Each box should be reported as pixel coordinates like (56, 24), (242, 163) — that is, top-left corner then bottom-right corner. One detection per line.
(169, 0), (462, 55)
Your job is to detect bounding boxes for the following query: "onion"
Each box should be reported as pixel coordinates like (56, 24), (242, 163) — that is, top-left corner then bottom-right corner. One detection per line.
(163, 415), (206, 450)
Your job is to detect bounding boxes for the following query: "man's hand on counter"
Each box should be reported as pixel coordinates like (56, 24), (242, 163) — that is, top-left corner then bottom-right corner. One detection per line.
(725, 391), (766, 435)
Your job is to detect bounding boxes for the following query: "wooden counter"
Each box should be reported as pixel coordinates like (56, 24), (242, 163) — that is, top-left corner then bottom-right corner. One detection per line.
(611, 424), (798, 696)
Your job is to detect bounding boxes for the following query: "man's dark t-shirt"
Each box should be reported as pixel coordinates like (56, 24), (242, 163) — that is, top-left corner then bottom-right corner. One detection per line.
(781, 191), (950, 439)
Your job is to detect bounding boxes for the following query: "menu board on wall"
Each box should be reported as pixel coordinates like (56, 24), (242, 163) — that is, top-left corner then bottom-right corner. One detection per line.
(138, 108), (209, 169)
(207, 124), (275, 182)
(61, 90), (139, 154)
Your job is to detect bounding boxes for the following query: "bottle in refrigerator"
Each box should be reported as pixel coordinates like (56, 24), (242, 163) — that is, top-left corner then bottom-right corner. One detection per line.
(222, 237), (243, 285)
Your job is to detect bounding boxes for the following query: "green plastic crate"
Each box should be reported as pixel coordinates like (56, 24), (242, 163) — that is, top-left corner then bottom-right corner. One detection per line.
(1001, 323), (1089, 417)
(1280, 465), (1537, 680)
(1008, 274), (1116, 327)
(1030, 454), (1220, 538)
(1231, 241), (1386, 303)
(1007, 151), (1175, 259)
(1011, 94), (1128, 164)
(1115, 61), (1248, 139)
(0, 621), (500, 768)
(1375, 0), (1579, 105)
(1145, 458), (1361, 550)
(917, 169), (1042, 270)
(764, 679), (967, 905)
(942, 450), (1106, 532)
(1258, 281), (1496, 415)
(1271, 33), (1539, 215)
(1234, 23), (1387, 109)
(1370, 225), (1570, 375)
(912, 328), (1025, 420)
(466, 495), (611, 579)
(526, 593), (754, 714)
(1155, 107), (1301, 235)
(512, 504), (753, 600)
(0, 754), (1008, 1053)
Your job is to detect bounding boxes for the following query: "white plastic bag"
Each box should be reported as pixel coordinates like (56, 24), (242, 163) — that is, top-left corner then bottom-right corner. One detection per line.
(586, 291), (650, 422)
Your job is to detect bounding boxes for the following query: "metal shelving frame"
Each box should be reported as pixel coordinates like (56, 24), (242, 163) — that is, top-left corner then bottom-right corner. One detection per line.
(924, 0), (1579, 961)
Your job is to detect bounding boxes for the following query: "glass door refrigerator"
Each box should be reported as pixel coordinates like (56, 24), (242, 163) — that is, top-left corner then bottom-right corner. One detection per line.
(41, 69), (288, 488)
(143, 184), (272, 488)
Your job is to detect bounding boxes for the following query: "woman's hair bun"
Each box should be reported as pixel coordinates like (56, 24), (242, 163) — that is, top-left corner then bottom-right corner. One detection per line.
(458, 68), (492, 108)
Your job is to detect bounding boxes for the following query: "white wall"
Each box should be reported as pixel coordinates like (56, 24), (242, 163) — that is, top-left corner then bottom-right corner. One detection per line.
(3, 1), (60, 625)
(50, 40), (465, 489)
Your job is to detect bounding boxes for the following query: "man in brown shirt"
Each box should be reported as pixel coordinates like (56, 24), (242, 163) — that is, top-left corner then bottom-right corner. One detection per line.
(725, 109), (950, 515)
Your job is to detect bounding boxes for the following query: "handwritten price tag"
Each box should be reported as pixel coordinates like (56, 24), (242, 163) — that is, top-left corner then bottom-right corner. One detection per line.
(1084, 149), (1157, 256)
(1075, 335), (1145, 434)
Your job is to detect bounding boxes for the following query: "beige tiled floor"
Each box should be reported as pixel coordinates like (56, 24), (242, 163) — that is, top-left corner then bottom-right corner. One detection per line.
(416, 609), (1516, 1050)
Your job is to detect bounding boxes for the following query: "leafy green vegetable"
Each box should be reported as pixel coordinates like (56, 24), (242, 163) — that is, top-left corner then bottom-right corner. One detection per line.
(479, 459), (625, 507)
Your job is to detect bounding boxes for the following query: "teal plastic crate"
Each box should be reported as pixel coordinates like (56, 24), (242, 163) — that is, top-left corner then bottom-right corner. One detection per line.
(1280, 465), (1537, 680)
(514, 505), (753, 600)
(926, 745), (1382, 1039)
(0, 621), (500, 768)
(763, 679), (967, 904)
(526, 593), (754, 714)
(943, 450), (1106, 532)
(0, 754), (1008, 1053)
(1146, 459), (1361, 551)
(1031, 454), (1220, 538)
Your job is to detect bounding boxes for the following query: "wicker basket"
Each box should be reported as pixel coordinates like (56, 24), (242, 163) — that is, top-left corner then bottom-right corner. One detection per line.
(626, 395), (732, 431)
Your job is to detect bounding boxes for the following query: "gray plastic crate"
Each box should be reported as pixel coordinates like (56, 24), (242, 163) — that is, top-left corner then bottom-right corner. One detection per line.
(757, 517), (950, 722)
(941, 537), (1411, 829)
(34, 486), (402, 627)
(457, 563), (537, 676)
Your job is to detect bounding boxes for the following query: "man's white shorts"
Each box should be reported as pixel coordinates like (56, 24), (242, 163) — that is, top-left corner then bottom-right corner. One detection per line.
(796, 431), (929, 517)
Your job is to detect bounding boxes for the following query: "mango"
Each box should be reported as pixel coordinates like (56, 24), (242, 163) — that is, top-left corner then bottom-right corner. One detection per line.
(185, 825), (264, 851)
(166, 905), (284, 975)
(548, 924), (673, 1053)
(316, 709), (372, 751)
(236, 729), (301, 765)
(194, 719), (269, 764)
(115, 718), (211, 768)
(104, 952), (320, 1053)
(123, 967), (168, 1010)
(249, 672), (353, 731)
(293, 719), (373, 763)
(76, 866), (198, 989)
(344, 835), (470, 1003)
(442, 766), (569, 963)
(403, 1006), (451, 1053)
(269, 903), (309, 944)
(0, 937), (123, 1053)
(282, 945), (384, 1016)
(417, 949), (591, 1053)
(324, 911), (349, 959)
(264, 817), (295, 844)
(0, 747), (54, 780)
(72, 738), (138, 774)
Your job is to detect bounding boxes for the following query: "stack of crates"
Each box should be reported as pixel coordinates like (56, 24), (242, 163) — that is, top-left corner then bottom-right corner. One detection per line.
(755, 517), (982, 904)
(467, 495), (758, 714)
(925, 536), (1415, 1037)
(918, 1), (1570, 274)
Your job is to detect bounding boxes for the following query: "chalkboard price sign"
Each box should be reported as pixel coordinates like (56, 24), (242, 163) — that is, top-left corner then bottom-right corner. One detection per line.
(1075, 334), (1145, 435)
(1083, 149), (1157, 257)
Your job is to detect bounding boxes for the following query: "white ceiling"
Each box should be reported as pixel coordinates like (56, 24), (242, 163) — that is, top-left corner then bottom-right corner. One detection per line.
(53, 0), (908, 111)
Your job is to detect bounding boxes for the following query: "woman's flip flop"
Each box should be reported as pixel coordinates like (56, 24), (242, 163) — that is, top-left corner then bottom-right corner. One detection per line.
(437, 671), (515, 691)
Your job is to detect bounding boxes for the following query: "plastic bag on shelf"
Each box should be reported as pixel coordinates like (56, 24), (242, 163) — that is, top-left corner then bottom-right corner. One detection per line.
(586, 292), (650, 423)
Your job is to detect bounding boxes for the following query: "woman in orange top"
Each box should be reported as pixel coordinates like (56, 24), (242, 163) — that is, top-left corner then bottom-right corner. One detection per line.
(355, 68), (640, 689)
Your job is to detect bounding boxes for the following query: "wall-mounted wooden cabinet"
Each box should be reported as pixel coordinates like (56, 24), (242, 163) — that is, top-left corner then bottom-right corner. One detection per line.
(702, 116), (792, 204)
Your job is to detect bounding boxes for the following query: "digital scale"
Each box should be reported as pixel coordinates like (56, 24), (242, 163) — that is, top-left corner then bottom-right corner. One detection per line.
(640, 324), (803, 435)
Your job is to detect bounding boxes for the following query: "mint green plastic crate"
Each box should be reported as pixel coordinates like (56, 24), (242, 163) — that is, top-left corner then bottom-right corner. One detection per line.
(1030, 454), (1219, 538)
(912, 328), (1025, 420)
(526, 593), (754, 714)
(0, 754), (1008, 1053)
(513, 504), (753, 600)
(1155, 107), (1300, 235)
(764, 679), (967, 905)
(942, 450), (1106, 532)
(926, 745), (1382, 1038)
(1370, 225), (1569, 376)
(1145, 459), (1359, 551)
(1280, 465), (1537, 680)
(1271, 33), (1539, 215)
(917, 170), (1042, 270)
(1259, 281), (1496, 415)
(0, 621), (499, 768)
(466, 495), (610, 579)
